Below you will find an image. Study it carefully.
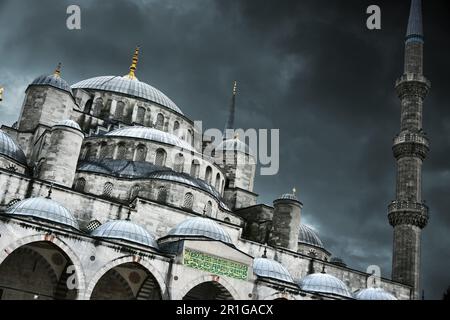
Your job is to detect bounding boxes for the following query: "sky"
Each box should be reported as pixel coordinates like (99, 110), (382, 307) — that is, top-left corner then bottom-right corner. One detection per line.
(0, 0), (449, 299)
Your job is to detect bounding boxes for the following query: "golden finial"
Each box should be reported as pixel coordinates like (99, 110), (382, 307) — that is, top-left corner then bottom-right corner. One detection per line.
(126, 46), (140, 80)
(232, 80), (237, 96)
(0, 86), (4, 102)
(54, 62), (62, 77)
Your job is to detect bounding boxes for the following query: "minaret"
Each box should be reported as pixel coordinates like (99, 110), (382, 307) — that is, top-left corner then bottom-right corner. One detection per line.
(388, 0), (430, 300)
(224, 81), (237, 139)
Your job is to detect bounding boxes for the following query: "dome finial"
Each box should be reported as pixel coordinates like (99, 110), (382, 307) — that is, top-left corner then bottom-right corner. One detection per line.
(292, 187), (297, 196)
(126, 46), (140, 80)
(54, 62), (62, 77)
(232, 80), (237, 96)
(321, 264), (326, 274)
(46, 183), (54, 199)
(0, 86), (4, 101)
(262, 244), (268, 258)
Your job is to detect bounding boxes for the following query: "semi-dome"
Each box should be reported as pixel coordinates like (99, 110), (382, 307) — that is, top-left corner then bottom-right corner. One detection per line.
(71, 75), (182, 114)
(299, 273), (352, 298)
(4, 197), (79, 230)
(253, 258), (295, 284)
(55, 119), (81, 131)
(298, 224), (324, 249)
(105, 126), (194, 151)
(354, 288), (397, 300)
(167, 217), (233, 244)
(91, 220), (159, 249)
(0, 130), (27, 165)
(216, 137), (251, 154)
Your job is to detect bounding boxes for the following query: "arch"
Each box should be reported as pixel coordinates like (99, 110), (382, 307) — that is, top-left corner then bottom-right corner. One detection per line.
(85, 220), (101, 232)
(115, 101), (125, 119)
(205, 166), (213, 185)
(134, 144), (147, 162)
(156, 113), (164, 130)
(190, 160), (200, 178)
(174, 153), (184, 173)
(115, 143), (127, 160)
(0, 234), (86, 300)
(221, 179), (225, 194)
(205, 201), (213, 217)
(182, 192), (194, 210)
(98, 141), (108, 159)
(74, 178), (86, 192)
(84, 256), (167, 300)
(84, 98), (93, 113)
(155, 148), (167, 167)
(157, 186), (168, 203)
(82, 143), (92, 160)
(136, 106), (146, 125)
(187, 129), (194, 145)
(93, 97), (103, 116)
(129, 185), (141, 200)
(103, 182), (114, 198)
(177, 275), (241, 300)
(173, 121), (180, 136)
(214, 173), (221, 191)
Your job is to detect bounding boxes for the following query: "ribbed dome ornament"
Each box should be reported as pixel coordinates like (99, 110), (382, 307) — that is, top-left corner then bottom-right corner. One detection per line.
(124, 46), (140, 80)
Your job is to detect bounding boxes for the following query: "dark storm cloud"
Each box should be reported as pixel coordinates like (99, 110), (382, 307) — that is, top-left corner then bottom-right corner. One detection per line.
(0, 0), (449, 299)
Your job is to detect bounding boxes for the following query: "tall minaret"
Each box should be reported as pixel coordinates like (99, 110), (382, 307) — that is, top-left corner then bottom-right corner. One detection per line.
(224, 81), (237, 139)
(388, 0), (431, 300)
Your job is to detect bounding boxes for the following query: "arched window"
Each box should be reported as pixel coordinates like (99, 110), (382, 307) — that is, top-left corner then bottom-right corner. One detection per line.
(187, 129), (194, 145)
(190, 160), (200, 178)
(224, 217), (231, 223)
(129, 185), (141, 200)
(205, 166), (212, 185)
(156, 113), (164, 130)
(115, 101), (125, 119)
(116, 143), (127, 160)
(85, 220), (101, 232)
(103, 182), (113, 198)
(136, 106), (146, 125)
(135, 144), (147, 162)
(173, 121), (180, 135)
(74, 178), (86, 192)
(214, 173), (221, 191)
(174, 153), (184, 173)
(183, 193), (194, 210)
(155, 148), (167, 167)
(157, 186), (168, 203)
(83, 143), (92, 160)
(84, 99), (93, 113)
(94, 97), (103, 116)
(205, 201), (213, 217)
(98, 142), (108, 159)
(221, 179), (225, 193)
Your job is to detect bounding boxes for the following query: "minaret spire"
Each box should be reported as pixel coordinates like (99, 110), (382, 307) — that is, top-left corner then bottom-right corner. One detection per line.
(389, 0), (430, 300)
(224, 80), (237, 140)
(125, 46), (140, 80)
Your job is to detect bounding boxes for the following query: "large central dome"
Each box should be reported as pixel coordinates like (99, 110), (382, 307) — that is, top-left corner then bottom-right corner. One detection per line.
(71, 75), (182, 115)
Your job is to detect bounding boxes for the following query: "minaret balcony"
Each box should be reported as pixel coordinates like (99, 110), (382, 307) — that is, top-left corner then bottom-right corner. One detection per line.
(388, 200), (429, 228)
(392, 132), (429, 160)
(395, 74), (431, 98)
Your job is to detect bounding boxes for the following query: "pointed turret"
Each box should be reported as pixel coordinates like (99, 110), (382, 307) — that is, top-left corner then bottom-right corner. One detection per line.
(406, 0), (423, 41)
(224, 80), (237, 139)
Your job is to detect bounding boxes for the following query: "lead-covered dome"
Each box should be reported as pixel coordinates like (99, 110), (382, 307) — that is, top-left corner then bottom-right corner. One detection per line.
(299, 273), (352, 298)
(0, 130), (27, 165)
(4, 197), (79, 230)
(298, 224), (324, 249)
(71, 76), (182, 114)
(253, 258), (295, 284)
(167, 217), (233, 244)
(55, 119), (81, 131)
(31, 73), (72, 94)
(354, 288), (397, 300)
(91, 220), (159, 249)
(105, 126), (194, 151)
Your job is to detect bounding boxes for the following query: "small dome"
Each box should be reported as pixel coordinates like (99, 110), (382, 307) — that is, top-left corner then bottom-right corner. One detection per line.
(253, 258), (295, 284)
(354, 288), (397, 300)
(167, 217), (233, 244)
(0, 130), (27, 165)
(5, 197), (79, 229)
(31, 74), (72, 94)
(299, 273), (352, 298)
(91, 220), (159, 249)
(298, 224), (324, 249)
(71, 76), (182, 114)
(55, 119), (81, 131)
(215, 138), (251, 154)
(106, 126), (194, 151)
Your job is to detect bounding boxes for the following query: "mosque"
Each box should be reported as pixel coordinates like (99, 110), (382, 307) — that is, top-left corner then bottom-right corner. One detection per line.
(0, 0), (428, 300)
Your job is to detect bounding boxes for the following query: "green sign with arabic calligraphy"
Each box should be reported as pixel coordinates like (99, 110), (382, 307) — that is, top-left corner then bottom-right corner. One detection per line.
(183, 249), (248, 280)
